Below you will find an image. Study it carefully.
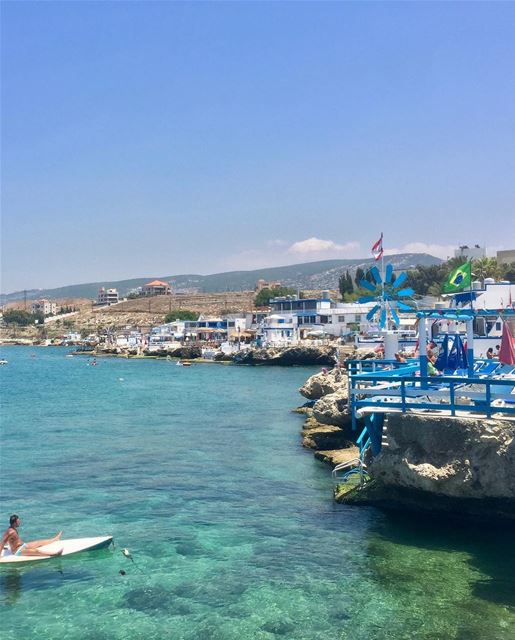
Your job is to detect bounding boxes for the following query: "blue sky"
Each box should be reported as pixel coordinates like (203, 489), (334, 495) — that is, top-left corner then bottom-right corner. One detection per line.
(2, 1), (514, 292)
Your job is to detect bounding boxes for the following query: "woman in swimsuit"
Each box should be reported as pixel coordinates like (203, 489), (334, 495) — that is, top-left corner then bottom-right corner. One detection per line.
(1, 515), (63, 557)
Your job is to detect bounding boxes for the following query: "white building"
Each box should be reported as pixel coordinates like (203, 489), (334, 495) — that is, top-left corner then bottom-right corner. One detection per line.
(32, 299), (57, 316)
(436, 278), (515, 357)
(497, 249), (515, 265)
(259, 314), (298, 345)
(148, 323), (182, 351)
(97, 288), (119, 305)
(258, 295), (380, 345)
(469, 279), (515, 309)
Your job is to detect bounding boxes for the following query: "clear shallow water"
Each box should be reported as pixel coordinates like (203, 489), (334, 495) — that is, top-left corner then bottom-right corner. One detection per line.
(0, 347), (513, 640)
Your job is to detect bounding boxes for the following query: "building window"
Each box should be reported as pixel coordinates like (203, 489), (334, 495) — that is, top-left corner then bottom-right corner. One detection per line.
(338, 316), (345, 323)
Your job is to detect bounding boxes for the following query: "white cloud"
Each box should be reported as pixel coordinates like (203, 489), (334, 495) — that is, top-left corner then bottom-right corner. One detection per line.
(266, 239), (289, 248)
(384, 242), (456, 260)
(288, 237), (360, 256)
(221, 237), (361, 271)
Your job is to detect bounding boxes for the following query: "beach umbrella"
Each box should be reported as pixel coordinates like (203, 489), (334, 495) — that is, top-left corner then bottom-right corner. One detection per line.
(498, 320), (515, 365)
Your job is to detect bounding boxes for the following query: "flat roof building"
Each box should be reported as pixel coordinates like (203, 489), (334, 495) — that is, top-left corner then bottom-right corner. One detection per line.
(497, 249), (515, 265)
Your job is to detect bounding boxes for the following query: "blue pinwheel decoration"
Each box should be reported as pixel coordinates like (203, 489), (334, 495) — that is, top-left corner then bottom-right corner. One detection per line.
(357, 264), (415, 329)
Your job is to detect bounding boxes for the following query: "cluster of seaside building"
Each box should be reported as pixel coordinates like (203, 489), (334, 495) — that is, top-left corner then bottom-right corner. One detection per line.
(5, 248), (514, 359)
(48, 278), (511, 362)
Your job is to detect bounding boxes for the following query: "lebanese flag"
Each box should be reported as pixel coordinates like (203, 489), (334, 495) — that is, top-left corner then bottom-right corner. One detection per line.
(371, 233), (384, 261)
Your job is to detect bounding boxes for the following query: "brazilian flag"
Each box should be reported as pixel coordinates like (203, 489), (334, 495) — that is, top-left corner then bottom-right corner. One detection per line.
(442, 262), (472, 294)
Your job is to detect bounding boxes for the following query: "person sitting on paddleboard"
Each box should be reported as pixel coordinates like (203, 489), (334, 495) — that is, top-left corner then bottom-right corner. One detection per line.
(1, 515), (63, 557)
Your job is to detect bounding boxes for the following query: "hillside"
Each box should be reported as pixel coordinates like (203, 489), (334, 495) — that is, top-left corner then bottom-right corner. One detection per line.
(1, 253), (441, 302)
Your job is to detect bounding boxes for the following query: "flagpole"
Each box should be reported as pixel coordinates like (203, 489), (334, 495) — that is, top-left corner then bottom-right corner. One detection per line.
(381, 234), (387, 330)
(468, 258), (475, 375)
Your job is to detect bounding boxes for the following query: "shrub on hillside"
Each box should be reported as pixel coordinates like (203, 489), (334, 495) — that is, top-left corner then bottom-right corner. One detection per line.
(164, 310), (199, 322)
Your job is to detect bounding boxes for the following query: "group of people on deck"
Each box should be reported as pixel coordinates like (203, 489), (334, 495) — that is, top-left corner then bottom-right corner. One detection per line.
(486, 345), (501, 360)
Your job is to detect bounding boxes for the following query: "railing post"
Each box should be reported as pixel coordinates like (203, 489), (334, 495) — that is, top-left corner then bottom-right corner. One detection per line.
(450, 380), (455, 416)
(401, 379), (406, 413)
(350, 375), (356, 431)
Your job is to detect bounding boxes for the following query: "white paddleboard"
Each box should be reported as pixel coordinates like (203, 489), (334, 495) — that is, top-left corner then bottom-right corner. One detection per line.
(0, 536), (113, 564)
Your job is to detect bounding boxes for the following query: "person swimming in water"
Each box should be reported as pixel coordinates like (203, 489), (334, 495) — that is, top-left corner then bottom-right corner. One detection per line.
(1, 515), (63, 557)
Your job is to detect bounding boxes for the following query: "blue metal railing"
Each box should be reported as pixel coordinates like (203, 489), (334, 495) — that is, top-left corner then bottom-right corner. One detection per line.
(350, 372), (515, 419)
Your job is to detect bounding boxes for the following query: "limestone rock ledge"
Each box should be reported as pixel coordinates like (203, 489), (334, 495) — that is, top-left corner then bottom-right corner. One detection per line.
(301, 414), (353, 451)
(340, 413), (515, 521)
(299, 410), (358, 470)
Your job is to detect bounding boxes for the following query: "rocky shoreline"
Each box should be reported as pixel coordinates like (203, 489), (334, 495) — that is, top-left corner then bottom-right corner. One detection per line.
(294, 367), (360, 467)
(78, 344), (350, 366)
(297, 367), (515, 523)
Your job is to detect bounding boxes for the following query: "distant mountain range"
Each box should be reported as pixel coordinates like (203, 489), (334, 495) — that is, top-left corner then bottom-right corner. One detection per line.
(1, 253), (442, 303)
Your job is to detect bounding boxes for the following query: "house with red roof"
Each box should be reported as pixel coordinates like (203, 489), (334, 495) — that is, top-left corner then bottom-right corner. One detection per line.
(142, 280), (172, 296)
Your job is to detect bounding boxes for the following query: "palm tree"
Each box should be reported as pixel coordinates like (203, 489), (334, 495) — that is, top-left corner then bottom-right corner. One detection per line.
(473, 257), (502, 283)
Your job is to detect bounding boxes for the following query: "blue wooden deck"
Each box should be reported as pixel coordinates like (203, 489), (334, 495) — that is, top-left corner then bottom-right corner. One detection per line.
(348, 359), (515, 429)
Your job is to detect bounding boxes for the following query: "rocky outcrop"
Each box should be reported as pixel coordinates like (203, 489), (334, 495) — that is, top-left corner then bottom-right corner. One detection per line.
(371, 414), (515, 500)
(296, 367), (358, 470)
(339, 414), (515, 521)
(214, 352), (233, 362)
(235, 345), (337, 366)
(301, 414), (353, 450)
(314, 447), (360, 468)
(312, 388), (351, 429)
(143, 346), (202, 359)
(299, 368), (347, 400)
(299, 368), (353, 432)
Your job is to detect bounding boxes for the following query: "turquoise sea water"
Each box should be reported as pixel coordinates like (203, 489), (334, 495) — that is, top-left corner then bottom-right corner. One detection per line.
(0, 347), (514, 640)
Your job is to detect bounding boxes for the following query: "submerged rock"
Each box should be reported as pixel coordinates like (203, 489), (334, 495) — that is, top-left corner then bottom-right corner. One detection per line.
(124, 585), (175, 613)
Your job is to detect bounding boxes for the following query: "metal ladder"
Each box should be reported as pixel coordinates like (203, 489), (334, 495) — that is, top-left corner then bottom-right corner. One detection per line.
(331, 456), (369, 489)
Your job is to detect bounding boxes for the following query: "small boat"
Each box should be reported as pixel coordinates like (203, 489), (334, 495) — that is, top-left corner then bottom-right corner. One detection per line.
(0, 359), (8, 365)
(0, 536), (113, 564)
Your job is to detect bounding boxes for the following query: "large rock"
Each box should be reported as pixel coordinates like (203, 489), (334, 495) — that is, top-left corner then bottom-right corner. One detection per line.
(235, 345), (337, 366)
(312, 388), (351, 429)
(168, 346), (202, 359)
(301, 415), (353, 450)
(299, 368), (347, 400)
(370, 414), (515, 500)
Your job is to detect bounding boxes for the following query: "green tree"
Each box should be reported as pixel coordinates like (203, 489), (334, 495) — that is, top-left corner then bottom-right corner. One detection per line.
(2, 310), (42, 326)
(255, 287), (297, 307)
(346, 271), (354, 294)
(501, 262), (515, 282)
(473, 257), (502, 283)
(338, 272), (348, 298)
(338, 271), (355, 300)
(355, 267), (365, 288)
(164, 309), (199, 322)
